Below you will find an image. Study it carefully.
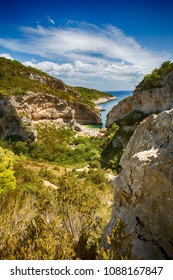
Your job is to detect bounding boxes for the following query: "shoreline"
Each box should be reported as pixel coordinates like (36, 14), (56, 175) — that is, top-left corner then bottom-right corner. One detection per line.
(94, 96), (117, 105)
(94, 96), (117, 111)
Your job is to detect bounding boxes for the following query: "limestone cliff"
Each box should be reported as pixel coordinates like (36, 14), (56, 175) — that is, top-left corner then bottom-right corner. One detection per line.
(106, 70), (173, 127)
(0, 92), (101, 140)
(108, 109), (173, 259)
(0, 57), (104, 140)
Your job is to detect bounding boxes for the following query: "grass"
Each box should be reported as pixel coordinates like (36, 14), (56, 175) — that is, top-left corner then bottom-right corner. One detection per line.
(74, 86), (112, 101)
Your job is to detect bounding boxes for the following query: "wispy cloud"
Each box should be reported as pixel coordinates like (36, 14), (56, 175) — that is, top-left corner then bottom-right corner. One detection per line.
(0, 21), (171, 88)
(0, 53), (14, 60)
(47, 15), (55, 25)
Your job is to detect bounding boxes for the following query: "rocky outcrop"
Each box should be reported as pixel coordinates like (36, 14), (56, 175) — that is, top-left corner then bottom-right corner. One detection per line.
(0, 92), (101, 140)
(29, 73), (67, 91)
(106, 70), (173, 127)
(29, 73), (81, 97)
(109, 109), (173, 259)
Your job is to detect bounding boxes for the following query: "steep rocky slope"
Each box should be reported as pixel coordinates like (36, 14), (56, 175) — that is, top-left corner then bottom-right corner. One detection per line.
(107, 109), (173, 259)
(0, 92), (101, 140)
(106, 69), (173, 127)
(0, 57), (105, 140)
(101, 62), (173, 259)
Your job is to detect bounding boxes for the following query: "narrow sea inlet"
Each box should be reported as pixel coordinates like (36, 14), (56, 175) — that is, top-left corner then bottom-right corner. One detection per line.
(100, 90), (132, 127)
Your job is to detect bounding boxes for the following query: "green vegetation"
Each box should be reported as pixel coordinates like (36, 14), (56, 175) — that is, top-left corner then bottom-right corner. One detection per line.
(100, 111), (150, 171)
(74, 86), (112, 106)
(0, 56), (134, 260)
(0, 121), (132, 259)
(0, 123), (115, 259)
(136, 61), (173, 91)
(0, 125), (102, 168)
(0, 147), (16, 194)
(0, 57), (112, 108)
(0, 147), (113, 259)
(100, 123), (129, 172)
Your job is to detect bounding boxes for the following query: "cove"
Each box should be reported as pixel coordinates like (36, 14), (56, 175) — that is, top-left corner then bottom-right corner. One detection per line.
(100, 91), (132, 127)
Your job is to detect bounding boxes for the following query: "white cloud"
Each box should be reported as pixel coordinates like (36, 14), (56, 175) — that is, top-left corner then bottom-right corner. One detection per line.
(23, 59), (147, 84)
(0, 22), (169, 68)
(0, 53), (14, 60)
(47, 15), (55, 25)
(0, 21), (171, 89)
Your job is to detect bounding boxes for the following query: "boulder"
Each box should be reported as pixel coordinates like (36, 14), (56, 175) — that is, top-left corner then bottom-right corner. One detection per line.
(109, 109), (173, 259)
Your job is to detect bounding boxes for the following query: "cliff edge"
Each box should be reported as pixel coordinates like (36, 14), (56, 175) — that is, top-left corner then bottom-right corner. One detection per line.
(107, 63), (173, 127)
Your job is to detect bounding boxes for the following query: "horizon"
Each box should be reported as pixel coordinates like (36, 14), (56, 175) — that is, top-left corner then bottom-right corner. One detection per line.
(0, 0), (173, 91)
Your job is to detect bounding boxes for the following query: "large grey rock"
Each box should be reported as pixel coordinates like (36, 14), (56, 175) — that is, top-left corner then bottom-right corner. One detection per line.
(109, 109), (173, 259)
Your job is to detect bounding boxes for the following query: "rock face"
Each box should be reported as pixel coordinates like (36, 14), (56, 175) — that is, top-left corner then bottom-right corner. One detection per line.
(106, 70), (173, 127)
(29, 73), (67, 91)
(109, 109), (173, 259)
(0, 92), (101, 140)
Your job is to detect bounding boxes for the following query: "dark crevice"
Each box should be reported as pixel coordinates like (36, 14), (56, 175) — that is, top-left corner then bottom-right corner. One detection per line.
(168, 240), (173, 247)
(152, 239), (172, 260)
(136, 216), (144, 227)
(156, 244), (172, 260)
(137, 233), (147, 242)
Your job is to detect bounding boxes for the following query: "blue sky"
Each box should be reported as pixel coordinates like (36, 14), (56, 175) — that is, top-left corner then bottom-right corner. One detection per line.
(0, 0), (173, 90)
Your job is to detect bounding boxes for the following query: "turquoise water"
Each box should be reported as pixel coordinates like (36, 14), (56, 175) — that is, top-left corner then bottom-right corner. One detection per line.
(100, 90), (132, 127)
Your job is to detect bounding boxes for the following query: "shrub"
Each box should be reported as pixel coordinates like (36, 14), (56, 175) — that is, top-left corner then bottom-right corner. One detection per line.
(87, 169), (107, 185)
(135, 60), (173, 91)
(0, 147), (16, 193)
(12, 141), (29, 155)
(89, 160), (101, 168)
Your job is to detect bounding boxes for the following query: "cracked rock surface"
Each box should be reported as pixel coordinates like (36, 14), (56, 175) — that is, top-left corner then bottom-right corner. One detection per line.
(110, 109), (173, 259)
(0, 92), (101, 140)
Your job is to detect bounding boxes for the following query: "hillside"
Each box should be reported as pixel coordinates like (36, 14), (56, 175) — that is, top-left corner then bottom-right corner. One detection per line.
(0, 57), (110, 106)
(0, 57), (115, 260)
(1, 58), (173, 260)
(0, 57), (116, 141)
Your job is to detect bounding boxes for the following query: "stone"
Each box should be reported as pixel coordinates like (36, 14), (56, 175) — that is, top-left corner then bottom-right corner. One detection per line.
(108, 109), (173, 259)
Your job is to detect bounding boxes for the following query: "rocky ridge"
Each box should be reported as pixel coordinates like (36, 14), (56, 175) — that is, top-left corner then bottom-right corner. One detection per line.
(106, 70), (173, 128)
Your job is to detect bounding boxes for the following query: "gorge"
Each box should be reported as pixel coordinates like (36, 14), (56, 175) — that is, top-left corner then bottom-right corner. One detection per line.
(0, 58), (173, 260)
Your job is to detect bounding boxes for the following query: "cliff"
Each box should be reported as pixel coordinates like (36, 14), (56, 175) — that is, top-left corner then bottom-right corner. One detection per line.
(101, 62), (173, 259)
(0, 57), (104, 140)
(108, 109), (173, 259)
(106, 69), (173, 127)
(0, 92), (102, 141)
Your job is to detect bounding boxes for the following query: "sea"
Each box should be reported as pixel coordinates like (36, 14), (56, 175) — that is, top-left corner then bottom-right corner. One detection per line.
(100, 90), (132, 127)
